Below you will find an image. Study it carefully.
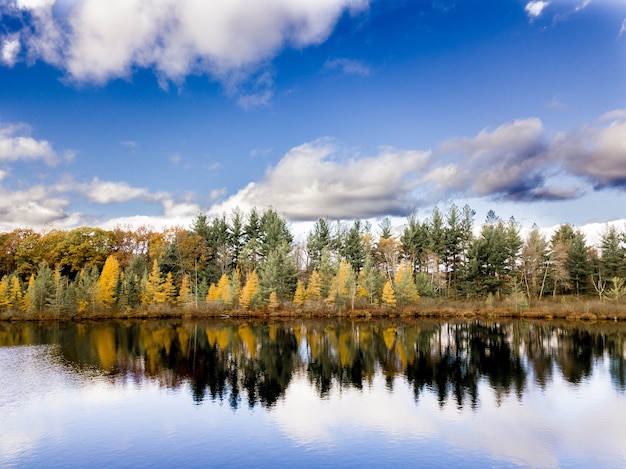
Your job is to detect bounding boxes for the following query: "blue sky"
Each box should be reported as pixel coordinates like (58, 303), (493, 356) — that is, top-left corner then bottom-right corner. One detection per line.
(1, 0), (625, 240)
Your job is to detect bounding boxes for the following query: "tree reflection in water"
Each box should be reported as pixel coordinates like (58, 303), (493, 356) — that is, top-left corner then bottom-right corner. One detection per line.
(1, 319), (624, 409)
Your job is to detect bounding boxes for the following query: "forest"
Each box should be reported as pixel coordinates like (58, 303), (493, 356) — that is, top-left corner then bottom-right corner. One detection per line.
(1, 205), (625, 318)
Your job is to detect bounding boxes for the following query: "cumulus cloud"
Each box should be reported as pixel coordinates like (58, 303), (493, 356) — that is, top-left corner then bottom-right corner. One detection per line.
(0, 124), (58, 166)
(525, 1), (550, 19)
(556, 117), (626, 189)
(0, 186), (71, 230)
(210, 139), (431, 219)
(432, 118), (564, 201)
(1, 0), (369, 93)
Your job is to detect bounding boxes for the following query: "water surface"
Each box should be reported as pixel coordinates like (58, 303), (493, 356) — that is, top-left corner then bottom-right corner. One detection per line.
(1, 319), (625, 468)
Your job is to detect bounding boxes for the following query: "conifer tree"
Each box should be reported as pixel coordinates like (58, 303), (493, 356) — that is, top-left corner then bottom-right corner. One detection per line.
(268, 291), (280, 309)
(96, 255), (120, 308)
(7, 275), (23, 311)
(394, 261), (420, 306)
(142, 260), (163, 305)
(178, 274), (193, 306)
(293, 279), (306, 306)
(239, 270), (260, 310)
(306, 270), (322, 302)
(206, 282), (220, 302)
(216, 273), (230, 303)
(0, 275), (9, 310)
(382, 281), (397, 308)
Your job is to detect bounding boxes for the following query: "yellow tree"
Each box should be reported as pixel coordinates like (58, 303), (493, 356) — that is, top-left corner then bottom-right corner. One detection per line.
(239, 270), (260, 310)
(206, 282), (220, 302)
(0, 276), (9, 310)
(178, 274), (193, 306)
(394, 261), (419, 306)
(326, 261), (355, 309)
(382, 281), (397, 308)
(293, 279), (306, 306)
(8, 276), (22, 311)
(142, 260), (163, 306)
(268, 291), (279, 309)
(306, 270), (322, 302)
(156, 272), (176, 304)
(216, 274), (231, 303)
(96, 255), (119, 308)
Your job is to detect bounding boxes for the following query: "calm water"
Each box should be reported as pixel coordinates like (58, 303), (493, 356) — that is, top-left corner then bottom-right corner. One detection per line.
(1, 319), (625, 469)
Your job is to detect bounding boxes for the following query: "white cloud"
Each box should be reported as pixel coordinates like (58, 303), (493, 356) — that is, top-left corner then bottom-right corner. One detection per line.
(620, 18), (626, 36)
(210, 138), (431, 219)
(0, 185), (71, 230)
(525, 1), (550, 18)
(557, 119), (626, 188)
(2, 0), (370, 94)
(0, 124), (58, 166)
(1, 37), (20, 67)
(433, 118), (557, 200)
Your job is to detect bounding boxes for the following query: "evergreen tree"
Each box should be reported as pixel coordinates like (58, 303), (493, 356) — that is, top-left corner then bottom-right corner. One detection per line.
(567, 230), (590, 296)
(26, 262), (55, 313)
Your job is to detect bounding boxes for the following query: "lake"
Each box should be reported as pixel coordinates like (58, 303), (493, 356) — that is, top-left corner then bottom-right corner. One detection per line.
(1, 318), (625, 468)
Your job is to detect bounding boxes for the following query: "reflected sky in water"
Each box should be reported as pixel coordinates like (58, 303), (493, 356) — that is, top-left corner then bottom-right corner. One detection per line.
(1, 319), (625, 468)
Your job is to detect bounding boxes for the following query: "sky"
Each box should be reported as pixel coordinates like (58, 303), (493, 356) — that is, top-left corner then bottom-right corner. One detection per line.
(1, 0), (626, 244)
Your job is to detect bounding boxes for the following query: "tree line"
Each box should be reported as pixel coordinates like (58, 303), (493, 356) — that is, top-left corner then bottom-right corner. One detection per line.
(1, 205), (625, 315)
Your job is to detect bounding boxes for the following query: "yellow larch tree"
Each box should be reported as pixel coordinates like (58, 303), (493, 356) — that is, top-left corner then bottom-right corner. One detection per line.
(268, 291), (279, 309)
(216, 274), (230, 303)
(293, 279), (306, 306)
(306, 270), (322, 302)
(394, 261), (419, 306)
(8, 276), (23, 311)
(95, 255), (119, 308)
(239, 270), (259, 310)
(0, 276), (9, 309)
(382, 280), (397, 308)
(142, 260), (163, 306)
(206, 283), (220, 302)
(157, 272), (176, 304)
(178, 274), (193, 306)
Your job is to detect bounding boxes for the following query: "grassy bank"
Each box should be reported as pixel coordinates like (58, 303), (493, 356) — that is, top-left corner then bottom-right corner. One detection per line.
(2, 296), (626, 322)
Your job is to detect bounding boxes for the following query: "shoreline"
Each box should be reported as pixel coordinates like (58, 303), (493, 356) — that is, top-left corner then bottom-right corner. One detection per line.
(3, 297), (626, 323)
